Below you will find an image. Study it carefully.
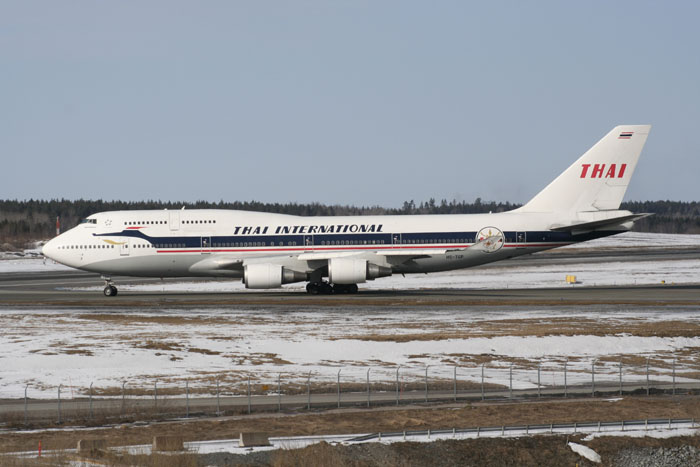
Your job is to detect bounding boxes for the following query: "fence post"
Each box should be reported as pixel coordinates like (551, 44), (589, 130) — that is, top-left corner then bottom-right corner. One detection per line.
(366, 368), (371, 408)
(591, 360), (595, 397)
(646, 357), (650, 396)
(248, 376), (252, 414)
(89, 382), (93, 420)
(337, 368), (342, 409)
(619, 361), (623, 396)
(425, 366), (429, 403)
(481, 364), (485, 401)
(121, 381), (126, 416)
(509, 364), (513, 399)
(186, 380), (190, 418)
(672, 358), (676, 395)
(57, 384), (62, 424)
(216, 380), (220, 416)
(277, 374), (281, 413)
(396, 365), (401, 406)
(537, 363), (541, 398)
(154, 382), (157, 411)
(307, 372), (312, 410)
(564, 359), (568, 398)
(24, 384), (29, 425)
(453, 366), (457, 402)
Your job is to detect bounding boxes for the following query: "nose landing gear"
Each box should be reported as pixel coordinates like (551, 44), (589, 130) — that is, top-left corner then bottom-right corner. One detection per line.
(102, 276), (118, 297)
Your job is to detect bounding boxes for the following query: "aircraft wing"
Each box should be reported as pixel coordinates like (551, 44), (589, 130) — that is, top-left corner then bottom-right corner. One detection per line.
(298, 249), (448, 260)
(188, 255), (243, 276)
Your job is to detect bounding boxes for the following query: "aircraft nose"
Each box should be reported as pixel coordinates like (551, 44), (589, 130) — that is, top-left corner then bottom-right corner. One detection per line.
(42, 238), (57, 260)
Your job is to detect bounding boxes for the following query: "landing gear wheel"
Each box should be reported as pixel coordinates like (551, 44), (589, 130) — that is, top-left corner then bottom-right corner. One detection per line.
(332, 283), (359, 294)
(103, 285), (118, 297)
(306, 282), (319, 295)
(306, 282), (334, 295)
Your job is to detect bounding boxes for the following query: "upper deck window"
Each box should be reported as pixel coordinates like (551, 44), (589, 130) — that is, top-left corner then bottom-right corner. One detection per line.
(80, 218), (97, 225)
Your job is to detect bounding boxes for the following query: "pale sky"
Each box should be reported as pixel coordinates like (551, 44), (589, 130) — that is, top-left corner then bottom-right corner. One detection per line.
(2, 1), (698, 206)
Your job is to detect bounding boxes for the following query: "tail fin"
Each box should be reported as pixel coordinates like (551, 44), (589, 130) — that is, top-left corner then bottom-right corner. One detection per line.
(517, 125), (651, 213)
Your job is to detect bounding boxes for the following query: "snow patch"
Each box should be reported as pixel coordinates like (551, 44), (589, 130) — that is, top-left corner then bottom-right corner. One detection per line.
(568, 442), (601, 463)
(583, 428), (700, 441)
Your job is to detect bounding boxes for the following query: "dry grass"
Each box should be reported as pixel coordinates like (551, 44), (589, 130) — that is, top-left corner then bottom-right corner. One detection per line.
(76, 313), (239, 327)
(226, 352), (293, 365)
(1, 450), (199, 467)
(187, 347), (220, 355)
(270, 434), (700, 467)
(334, 318), (700, 342)
(135, 340), (183, 351)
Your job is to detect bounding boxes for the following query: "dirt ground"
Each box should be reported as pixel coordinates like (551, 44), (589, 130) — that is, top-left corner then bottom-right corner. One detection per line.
(263, 435), (700, 467)
(1, 395), (698, 454)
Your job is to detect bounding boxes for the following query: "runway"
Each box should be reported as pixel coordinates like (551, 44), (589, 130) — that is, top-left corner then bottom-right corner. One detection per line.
(0, 273), (698, 307)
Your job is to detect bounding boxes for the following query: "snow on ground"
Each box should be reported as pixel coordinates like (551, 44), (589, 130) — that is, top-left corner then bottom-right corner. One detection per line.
(558, 231), (700, 249)
(1, 307), (699, 398)
(0, 258), (71, 273)
(582, 428), (700, 441)
(568, 442), (602, 463)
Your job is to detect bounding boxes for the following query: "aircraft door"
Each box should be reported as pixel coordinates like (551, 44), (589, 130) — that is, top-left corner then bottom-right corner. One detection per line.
(516, 232), (526, 244)
(303, 234), (314, 251)
(201, 236), (211, 254)
(120, 238), (130, 256)
(392, 233), (402, 246)
(169, 211), (180, 231)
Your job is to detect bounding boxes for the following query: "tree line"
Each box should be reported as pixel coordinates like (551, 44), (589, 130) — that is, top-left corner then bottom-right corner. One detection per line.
(0, 198), (697, 247)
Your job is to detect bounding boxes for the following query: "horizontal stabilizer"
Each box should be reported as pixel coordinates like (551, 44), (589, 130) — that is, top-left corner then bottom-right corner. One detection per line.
(549, 213), (651, 232)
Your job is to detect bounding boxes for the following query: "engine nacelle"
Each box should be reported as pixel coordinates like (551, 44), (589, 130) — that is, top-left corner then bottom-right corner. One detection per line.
(243, 264), (306, 289)
(328, 258), (392, 284)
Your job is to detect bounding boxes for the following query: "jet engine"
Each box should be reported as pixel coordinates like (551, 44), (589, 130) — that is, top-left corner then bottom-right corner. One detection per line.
(243, 264), (306, 289)
(328, 258), (392, 284)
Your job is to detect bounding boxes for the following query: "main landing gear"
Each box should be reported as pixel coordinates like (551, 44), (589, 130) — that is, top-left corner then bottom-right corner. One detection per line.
(305, 281), (359, 295)
(102, 276), (118, 297)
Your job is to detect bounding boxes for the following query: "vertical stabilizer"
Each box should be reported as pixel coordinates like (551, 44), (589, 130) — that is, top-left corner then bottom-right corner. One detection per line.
(517, 125), (651, 213)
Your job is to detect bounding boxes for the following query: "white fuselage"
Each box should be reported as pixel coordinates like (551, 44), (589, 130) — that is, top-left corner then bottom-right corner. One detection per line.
(41, 208), (621, 280)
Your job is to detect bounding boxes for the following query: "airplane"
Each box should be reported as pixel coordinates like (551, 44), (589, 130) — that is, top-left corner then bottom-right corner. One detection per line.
(42, 125), (651, 297)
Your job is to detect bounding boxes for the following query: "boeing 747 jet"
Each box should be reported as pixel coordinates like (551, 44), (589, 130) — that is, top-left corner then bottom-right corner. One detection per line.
(42, 125), (651, 296)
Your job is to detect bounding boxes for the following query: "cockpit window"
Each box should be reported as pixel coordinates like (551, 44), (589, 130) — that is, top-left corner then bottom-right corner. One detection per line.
(80, 218), (97, 224)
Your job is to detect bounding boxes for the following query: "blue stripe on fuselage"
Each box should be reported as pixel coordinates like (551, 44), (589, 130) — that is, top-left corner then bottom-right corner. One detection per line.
(93, 229), (622, 249)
